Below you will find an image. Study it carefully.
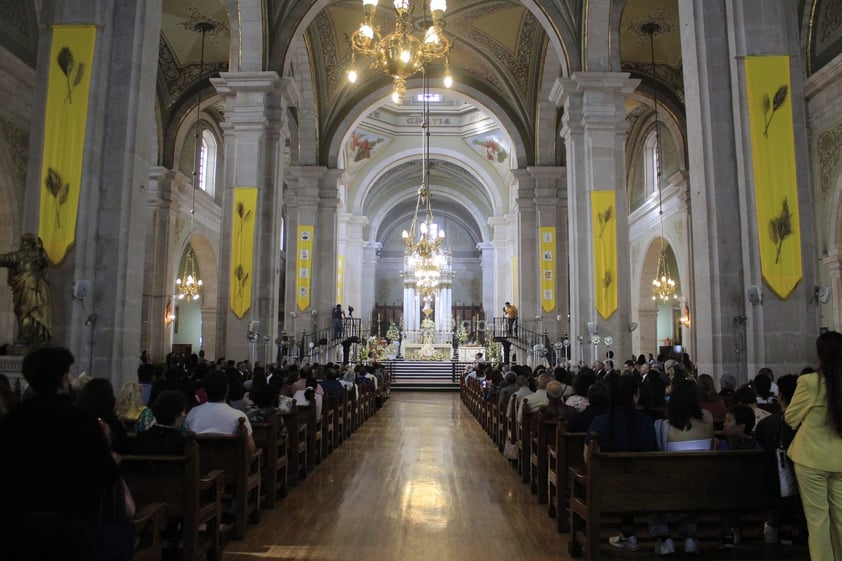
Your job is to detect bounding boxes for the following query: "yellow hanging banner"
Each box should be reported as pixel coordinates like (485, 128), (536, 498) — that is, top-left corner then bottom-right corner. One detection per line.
(591, 190), (617, 319)
(540, 227), (556, 312)
(745, 56), (802, 299)
(38, 25), (97, 264)
(296, 225), (314, 311)
(336, 255), (344, 305)
(230, 187), (258, 319)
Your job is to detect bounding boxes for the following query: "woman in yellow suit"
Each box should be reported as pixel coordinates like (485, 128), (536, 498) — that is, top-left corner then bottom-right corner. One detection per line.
(786, 331), (842, 561)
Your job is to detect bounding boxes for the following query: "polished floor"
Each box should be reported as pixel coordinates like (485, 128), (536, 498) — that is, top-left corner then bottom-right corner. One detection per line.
(223, 392), (810, 561)
(223, 392), (568, 561)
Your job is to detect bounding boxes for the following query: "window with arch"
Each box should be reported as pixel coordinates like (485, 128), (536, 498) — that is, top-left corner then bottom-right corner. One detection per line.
(643, 127), (660, 198)
(198, 129), (217, 197)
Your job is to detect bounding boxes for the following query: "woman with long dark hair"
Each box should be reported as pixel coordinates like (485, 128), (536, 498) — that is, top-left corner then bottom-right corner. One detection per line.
(585, 375), (656, 552)
(786, 331), (842, 561)
(649, 379), (714, 555)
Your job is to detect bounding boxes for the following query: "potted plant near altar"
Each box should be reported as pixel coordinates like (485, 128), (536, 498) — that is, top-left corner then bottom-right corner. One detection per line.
(386, 321), (400, 343)
(385, 322), (400, 359)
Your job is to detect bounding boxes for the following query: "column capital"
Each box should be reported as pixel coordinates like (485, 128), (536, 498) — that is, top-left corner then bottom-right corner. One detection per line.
(551, 72), (640, 105)
(212, 71), (281, 96)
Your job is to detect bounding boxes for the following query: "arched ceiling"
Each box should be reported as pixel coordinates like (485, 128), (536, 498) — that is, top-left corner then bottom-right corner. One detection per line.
(304, 1), (550, 166)
(158, 0), (231, 115)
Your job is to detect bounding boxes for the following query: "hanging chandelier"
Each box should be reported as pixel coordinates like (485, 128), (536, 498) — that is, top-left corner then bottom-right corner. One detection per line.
(347, 0), (452, 105)
(644, 22), (678, 303)
(402, 67), (449, 299)
(176, 248), (203, 301)
(175, 21), (213, 301)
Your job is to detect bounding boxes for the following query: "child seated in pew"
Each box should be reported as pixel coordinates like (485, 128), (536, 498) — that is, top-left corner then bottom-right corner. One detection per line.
(716, 404), (758, 450)
(715, 404), (758, 548)
(134, 390), (190, 455)
(247, 377), (288, 442)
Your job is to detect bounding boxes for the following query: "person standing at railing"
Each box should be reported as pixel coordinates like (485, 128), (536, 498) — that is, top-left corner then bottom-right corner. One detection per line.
(503, 301), (518, 336)
(332, 304), (345, 340)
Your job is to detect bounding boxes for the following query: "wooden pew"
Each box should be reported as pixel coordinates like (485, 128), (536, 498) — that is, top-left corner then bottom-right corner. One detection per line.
(548, 430), (586, 532)
(344, 388), (354, 438)
(299, 403), (323, 471)
(517, 398), (535, 483)
(327, 394), (344, 448)
(250, 409), (288, 509)
(133, 502), (169, 561)
(497, 393), (509, 452)
(529, 418), (558, 503)
(281, 406), (308, 486)
(505, 395), (518, 469)
(195, 419), (262, 541)
(322, 396), (335, 458)
(121, 437), (225, 561)
(568, 443), (776, 561)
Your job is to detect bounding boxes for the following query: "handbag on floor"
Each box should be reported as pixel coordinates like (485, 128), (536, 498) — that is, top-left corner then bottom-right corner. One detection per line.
(776, 424), (797, 498)
(503, 439), (519, 460)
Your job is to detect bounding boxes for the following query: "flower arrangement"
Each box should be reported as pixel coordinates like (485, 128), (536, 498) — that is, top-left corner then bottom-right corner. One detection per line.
(455, 325), (468, 343)
(485, 341), (500, 362)
(386, 321), (400, 342)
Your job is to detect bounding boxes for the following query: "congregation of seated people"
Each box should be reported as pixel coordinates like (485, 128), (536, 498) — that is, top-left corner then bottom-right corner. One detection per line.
(0, 346), (385, 561)
(463, 346), (833, 558)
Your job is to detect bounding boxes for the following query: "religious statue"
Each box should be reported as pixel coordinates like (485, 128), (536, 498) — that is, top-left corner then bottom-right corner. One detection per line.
(0, 234), (52, 349)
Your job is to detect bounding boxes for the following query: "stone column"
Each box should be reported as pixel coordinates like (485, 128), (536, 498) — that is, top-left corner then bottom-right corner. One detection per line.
(313, 170), (342, 326)
(337, 212), (368, 312)
(489, 215), (515, 326)
(212, 72), (291, 360)
(141, 167), (180, 361)
(531, 166), (567, 341)
(823, 254), (842, 331)
(511, 170), (539, 330)
(361, 241), (381, 334)
(283, 166), (326, 336)
(24, 1), (162, 386)
(402, 274), (419, 332)
(477, 241), (495, 327)
(679, 0), (817, 379)
(435, 272), (453, 332)
(554, 73), (638, 363)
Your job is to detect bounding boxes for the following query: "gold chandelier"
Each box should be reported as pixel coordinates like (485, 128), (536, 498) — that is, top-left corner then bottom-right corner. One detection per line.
(644, 22), (678, 303)
(176, 248), (203, 301)
(347, 0), (452, 105)
(175, 22), (213, 302)
(402, 67), (449, 299)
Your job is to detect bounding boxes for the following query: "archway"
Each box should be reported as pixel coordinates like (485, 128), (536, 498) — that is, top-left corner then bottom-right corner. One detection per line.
(637, 238), (683, 358)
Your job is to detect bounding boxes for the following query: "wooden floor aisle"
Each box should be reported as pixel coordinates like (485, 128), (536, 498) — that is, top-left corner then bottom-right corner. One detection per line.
(223, 392), (569, 561)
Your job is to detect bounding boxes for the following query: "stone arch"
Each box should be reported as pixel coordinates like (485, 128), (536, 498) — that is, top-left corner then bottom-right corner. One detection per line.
(350, 145), (505, 225)
(326, 81), (528, 170)
(634, 234), (685, 357)
(285, 38), (318, 165)
(173, 231), (218, 355)
(271, 1), (578, 79)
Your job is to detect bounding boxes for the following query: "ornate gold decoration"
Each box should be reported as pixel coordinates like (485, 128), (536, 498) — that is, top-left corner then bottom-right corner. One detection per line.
(347, 1), (452, 105)
(402, 65), (450, 300)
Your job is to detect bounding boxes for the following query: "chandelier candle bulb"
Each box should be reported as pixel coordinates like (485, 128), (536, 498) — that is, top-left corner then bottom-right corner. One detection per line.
(347, 0), (452, 99)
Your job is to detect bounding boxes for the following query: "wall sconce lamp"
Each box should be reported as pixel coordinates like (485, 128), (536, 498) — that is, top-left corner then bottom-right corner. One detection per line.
(164, 299), (175, 325)
(680, 305), (691, 329)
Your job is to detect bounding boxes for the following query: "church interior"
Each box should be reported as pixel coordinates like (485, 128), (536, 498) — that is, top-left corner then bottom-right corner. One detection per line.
(0, 1), (840, 560)
(0, 1), (841, 386)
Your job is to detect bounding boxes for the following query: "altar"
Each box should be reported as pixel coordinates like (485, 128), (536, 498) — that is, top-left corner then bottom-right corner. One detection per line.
(457, 345), (486, 363)
(402, 343), (452, 361)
